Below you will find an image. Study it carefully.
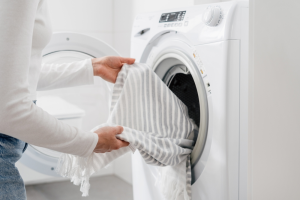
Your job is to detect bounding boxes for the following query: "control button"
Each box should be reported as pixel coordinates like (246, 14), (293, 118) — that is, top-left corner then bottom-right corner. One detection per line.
(184, 21), (189, 26)
(203, 6), (223, 26)
(179, 23), (182, 26)
(164, 24), (167, 27)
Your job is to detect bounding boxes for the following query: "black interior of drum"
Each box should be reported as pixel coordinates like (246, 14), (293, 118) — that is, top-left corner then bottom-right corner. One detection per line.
(168, 73), (200, 127)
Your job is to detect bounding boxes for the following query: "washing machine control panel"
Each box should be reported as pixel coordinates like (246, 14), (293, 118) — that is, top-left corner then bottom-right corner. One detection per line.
(159, 11), (186, 23)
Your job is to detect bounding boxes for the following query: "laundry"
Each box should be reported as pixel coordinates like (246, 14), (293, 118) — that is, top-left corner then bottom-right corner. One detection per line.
(56, 63), (197, 200)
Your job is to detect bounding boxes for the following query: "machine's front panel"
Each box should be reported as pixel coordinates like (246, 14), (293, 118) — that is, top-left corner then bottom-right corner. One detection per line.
(132, 2), (248, 199)
(132, 39), (241, 200)
(191, 40), (240, 200)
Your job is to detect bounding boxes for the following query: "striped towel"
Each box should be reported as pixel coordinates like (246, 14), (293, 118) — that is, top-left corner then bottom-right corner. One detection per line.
(56, 63), (197, 200)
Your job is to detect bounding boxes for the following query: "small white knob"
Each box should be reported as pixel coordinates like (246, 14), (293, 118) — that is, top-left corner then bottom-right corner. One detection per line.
(203, 6), (223, 26)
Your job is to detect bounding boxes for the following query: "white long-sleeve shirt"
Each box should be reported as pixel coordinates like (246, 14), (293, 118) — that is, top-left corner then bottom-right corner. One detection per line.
(0, 0), (98, 157)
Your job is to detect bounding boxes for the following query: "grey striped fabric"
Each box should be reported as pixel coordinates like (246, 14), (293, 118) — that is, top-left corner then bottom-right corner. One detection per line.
(56, 63), (197, 200)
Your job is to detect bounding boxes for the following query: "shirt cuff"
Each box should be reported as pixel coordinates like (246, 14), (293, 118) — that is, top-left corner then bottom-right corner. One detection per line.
(85, 59), (94, 85)
(80, 131), (98, 157)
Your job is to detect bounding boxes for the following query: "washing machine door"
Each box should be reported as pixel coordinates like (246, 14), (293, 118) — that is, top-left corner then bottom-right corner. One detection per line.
(19, 32), (120, 177)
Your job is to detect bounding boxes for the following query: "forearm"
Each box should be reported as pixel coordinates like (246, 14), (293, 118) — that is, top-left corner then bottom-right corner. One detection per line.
(0, 97), (98, 156)
(37, 59), (94, 91)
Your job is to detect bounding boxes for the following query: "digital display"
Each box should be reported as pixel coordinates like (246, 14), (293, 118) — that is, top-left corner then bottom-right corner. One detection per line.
(168, 13), (177, 21)
(159, 11), (186, 23)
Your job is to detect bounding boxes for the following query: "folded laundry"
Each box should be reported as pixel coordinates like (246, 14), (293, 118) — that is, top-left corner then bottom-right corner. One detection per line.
(56, 63), (197, 200)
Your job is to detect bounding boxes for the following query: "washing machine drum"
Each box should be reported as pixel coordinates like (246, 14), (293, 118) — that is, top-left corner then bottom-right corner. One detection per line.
(168, 73), (200, 128)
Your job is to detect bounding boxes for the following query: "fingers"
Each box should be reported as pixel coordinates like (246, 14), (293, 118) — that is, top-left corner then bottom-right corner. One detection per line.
(93, 126), (127, 153)
(119, 57), (135, 64)
(112, 126), (128, 149)
(113, 126), (123, 135)
(112, 139), (129, 150)
(117, 139), (130, 148)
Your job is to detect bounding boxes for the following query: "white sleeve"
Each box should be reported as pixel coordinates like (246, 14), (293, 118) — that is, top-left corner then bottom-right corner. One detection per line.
(0, 1), (98, 157)
(37, 59), (94, 91)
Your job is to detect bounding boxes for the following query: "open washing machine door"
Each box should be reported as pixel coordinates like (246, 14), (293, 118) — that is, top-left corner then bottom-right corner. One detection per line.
(19, 32), (120, 177)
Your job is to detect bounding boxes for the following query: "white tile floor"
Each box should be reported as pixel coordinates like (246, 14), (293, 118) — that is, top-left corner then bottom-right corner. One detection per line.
(26, 175), (133, 200)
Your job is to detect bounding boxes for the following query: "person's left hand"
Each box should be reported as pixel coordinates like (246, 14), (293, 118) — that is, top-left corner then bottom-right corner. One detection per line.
(92, 56), (135, 83)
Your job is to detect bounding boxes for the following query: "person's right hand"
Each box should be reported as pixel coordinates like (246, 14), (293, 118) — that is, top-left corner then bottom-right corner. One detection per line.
(93, 126), (129, 153)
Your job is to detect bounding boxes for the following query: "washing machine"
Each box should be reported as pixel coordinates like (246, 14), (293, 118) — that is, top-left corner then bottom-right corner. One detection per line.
(18, 32), (119, 179)
(130, 1), (248, 200)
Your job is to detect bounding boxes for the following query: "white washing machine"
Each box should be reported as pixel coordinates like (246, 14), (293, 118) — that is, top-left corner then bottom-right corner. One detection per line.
(18, 32), (119, 179)
(130, 1), (248, 200)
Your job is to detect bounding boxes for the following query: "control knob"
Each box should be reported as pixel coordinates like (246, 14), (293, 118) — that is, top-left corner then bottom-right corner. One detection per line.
(203, 6), (223, 26)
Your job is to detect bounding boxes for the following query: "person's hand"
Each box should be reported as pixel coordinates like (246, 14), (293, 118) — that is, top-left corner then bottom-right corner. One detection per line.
(93, 126), (129, 153)
(92, 56), (135, 83)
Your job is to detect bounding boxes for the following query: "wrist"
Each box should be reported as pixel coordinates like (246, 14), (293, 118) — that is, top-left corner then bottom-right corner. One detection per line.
(91, 58), (96, 75)
(94, 133), (103, 153)
(91, 58), (102, 77)
(91, 58), (96, 67)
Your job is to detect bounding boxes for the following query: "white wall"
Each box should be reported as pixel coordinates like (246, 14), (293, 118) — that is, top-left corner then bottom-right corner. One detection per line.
(249, 0), (300, 199)
(113, 0), (134, 57)
(194, 0), (231, 5)
(48, 0), (114, 46)
(194, 0), (221, 4)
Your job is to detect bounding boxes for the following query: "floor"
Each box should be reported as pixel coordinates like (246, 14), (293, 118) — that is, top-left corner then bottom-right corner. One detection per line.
(26, 175), (133, 200)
